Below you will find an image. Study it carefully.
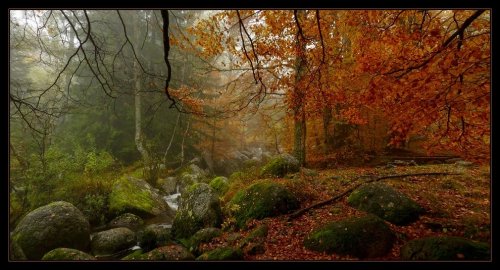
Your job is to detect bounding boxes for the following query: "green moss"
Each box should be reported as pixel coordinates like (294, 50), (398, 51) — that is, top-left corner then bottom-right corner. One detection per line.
(347, 183), (423, 225)
(229, 172), (245, 181)
(41, 248), (96, 260)
(304, 215), (395, 258)
(108, 178), (155, 217)
(121, 249), (144, 260)
(240, 224), (269, 248)
(260, 155), (299, 178)
(196, 247), (243, 260)
(209, 177), (229, 195)
(400, 236), (490, 260)
(181, 227), (222, 255)
(229, 180), (299, 228)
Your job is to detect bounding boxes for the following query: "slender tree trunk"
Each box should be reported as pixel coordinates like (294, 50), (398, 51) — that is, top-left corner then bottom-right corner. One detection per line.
(133, 12), (150, 163)
(292, 10), (307, 166)
(322, 106), (332, 154)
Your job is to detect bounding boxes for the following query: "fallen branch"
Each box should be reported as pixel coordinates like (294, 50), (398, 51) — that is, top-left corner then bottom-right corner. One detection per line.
(287, 172), (460, 221)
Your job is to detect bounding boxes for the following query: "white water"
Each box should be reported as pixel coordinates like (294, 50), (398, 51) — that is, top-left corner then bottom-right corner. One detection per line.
(163, 185), (181, 211)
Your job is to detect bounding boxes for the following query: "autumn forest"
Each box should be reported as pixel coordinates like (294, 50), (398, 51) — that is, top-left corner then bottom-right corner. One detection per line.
(9, 9), (490, 261)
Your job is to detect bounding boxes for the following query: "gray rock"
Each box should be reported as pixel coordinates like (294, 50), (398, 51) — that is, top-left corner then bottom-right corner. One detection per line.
(91, 227), (136, 257)
(11, 201), (90, 260)
(138, 224), (172, 252)
(108, 213), (144, 231)
(140, 244), (195, 260)
(42, 248), (96, 260)
(171, 183), (223, 239)
(158, 177), (178, 194)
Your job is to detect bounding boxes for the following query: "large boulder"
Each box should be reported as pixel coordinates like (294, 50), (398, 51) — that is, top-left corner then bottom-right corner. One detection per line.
(11, 201), (91, 260)
(196, 247), (243, 261)
(171, 183), (223, 239)
(260, 153), (300, 178)
(347, 182), (424, 225)
(90, 227), (136, 257)
(109, 176), (173, 218)
(41, 248), (96, 260)
(229, 180), (299, 228)
(209, 176), (229, 195)
(137, 224), (172, 252)
(138, 244), (195, 260)
(178, 164), (209, 192)
(108, 213), (144, 231)
(304, 215), (395, 258)
(400, 236), (490, 260)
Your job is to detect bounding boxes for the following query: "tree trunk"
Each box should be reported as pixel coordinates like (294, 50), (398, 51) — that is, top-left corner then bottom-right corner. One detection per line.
(292, 10), (307, 166)
(133, 12), (150, 163)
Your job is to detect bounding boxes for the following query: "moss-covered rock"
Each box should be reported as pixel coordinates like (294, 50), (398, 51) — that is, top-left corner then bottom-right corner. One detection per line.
(139, 244), (195, 260)
(183, 227), (222, 255)
(304, 215), (395, 258)
(171, 183), (223, 239)
(90, 227), (136, 256)
(9, 238), (27, 260)
(41, 248), (96, 260)
(196, 247), (243, 260)
(347, 182), (424, 225)
(240, 224), (269, 255)
(400, 236), (490, 260)
(108, 176), (172, 218)
(11, 201), (91, 260)
(192, 227), (222, 245)
(209, 176), (229, 195)
(121, 249), (144, 260)
(260, 153), (300, 178)
(137, 224), (172, 252)
(229, 180), (299, 228)
(108, 213), (144, 231)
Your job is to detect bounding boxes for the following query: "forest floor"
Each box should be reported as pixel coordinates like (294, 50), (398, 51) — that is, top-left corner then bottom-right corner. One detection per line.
(200, 163), (491, 260)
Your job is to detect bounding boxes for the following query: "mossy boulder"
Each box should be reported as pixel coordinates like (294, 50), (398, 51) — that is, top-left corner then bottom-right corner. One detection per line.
(192, 227), (222, 245)
(137, 224), (172, 252)
(41, 248), (96, 260)
(196, 247), (243, 261)
(183, 227), (222, 255)
(260, 153), (300, 177)
(108, 213), (144, 231)
(121, 249), (144, 260)
(177, 164), (208, 192)
(9, 238), (27, 260)
(90, 227), (136, 257)
(139, 244), (195, 260)
(171, 183), (223, 239)
(304, 215), (395, 258)
(400, 236), (490, 260)
(11, 201), (91, 260)
(229, 180), (299, 228)
(347, 182), (424, 225)
(209, 176), (229, 195)
(240, 224), (269, 255)
(109, 176), (172, 218)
